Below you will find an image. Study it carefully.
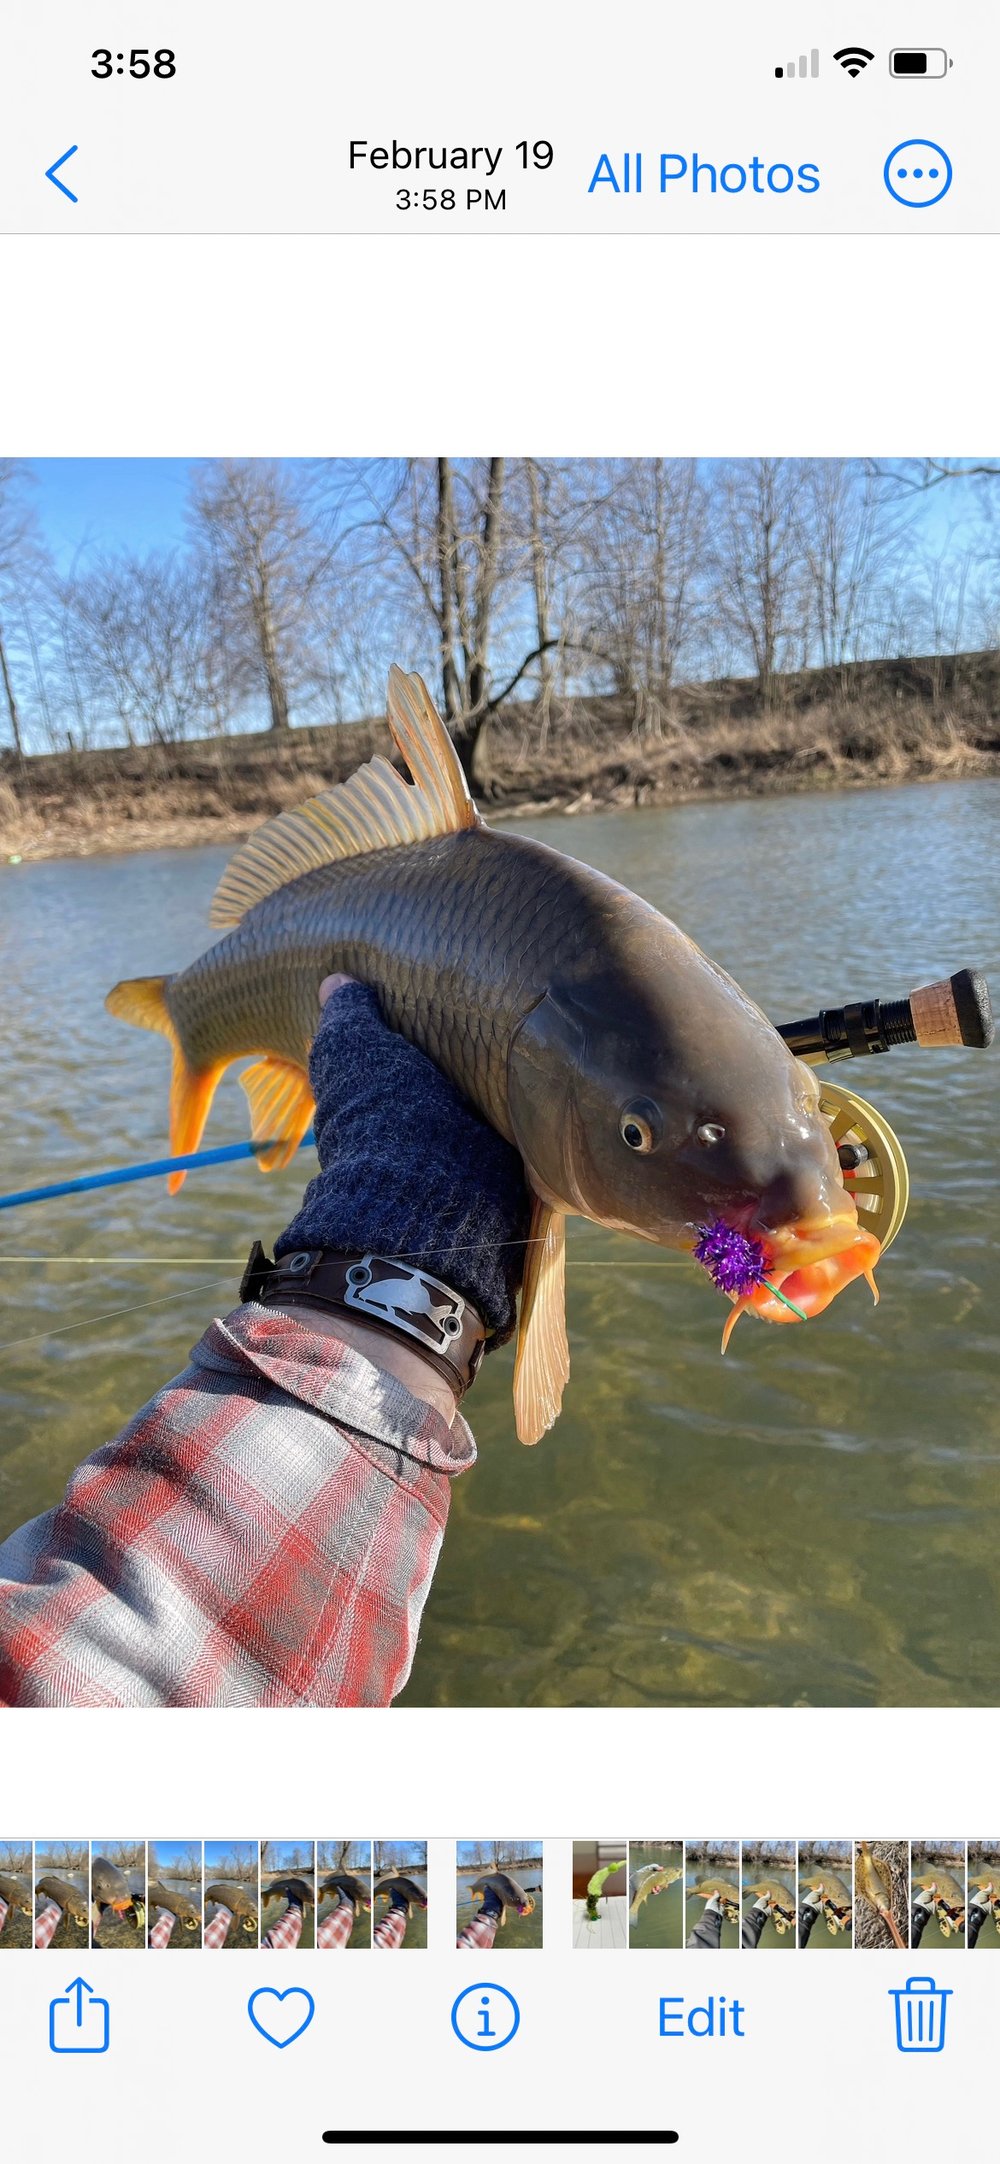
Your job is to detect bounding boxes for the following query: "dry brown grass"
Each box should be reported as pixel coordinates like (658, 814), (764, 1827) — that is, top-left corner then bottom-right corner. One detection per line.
(3, 662), (999, 863)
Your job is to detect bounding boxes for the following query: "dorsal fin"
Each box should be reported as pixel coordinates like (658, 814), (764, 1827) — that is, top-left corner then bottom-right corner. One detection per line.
(210, 665), (477, 929)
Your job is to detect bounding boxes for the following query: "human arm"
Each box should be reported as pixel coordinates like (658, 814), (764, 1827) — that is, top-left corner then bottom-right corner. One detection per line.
(0, 980), (529, 1708)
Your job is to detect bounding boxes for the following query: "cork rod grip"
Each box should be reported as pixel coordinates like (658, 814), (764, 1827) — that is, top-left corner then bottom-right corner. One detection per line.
(909, 968), (995, 1049)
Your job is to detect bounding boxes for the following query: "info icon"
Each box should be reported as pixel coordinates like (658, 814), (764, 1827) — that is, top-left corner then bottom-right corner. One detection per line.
(451, 1982), (521, 2052)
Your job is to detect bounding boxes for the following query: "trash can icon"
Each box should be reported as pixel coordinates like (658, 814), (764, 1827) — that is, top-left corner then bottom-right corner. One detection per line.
(889, 1975), (952, 2053)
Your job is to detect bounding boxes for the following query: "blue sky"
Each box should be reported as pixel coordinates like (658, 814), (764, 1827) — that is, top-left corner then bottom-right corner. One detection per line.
(22, 456), (990, 569)
(27, 458), (208, 567)
(148, 1839), (199, 1871)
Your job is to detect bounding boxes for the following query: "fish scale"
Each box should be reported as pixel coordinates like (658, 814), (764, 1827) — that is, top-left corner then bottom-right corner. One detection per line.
(170, 829), (603, 1139)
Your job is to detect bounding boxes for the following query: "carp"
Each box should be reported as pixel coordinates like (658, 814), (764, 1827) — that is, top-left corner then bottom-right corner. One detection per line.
(687, 1878), (741, 1924)
(90, 1856), (136, 1919)
(801, 1868), (852, 1935)
(205, 1880), (258, 1934)
(628, 1863), (682, 1919)
(35, 1874), (89, 1928)
(855, 1841), (906, 1949)
(913, 1868), (966, 1936)
(107, 667), (879, 1442)
(0, 1872), (31, 1916)
(261, 1876), (314, 1911)
(744, 1877), (796, 1933)
(148, 1881), (200, 1929)
(319, 1872), (371, 1912)
(374, 1875), (427, 1917)
(468, 1871), (534, 1923)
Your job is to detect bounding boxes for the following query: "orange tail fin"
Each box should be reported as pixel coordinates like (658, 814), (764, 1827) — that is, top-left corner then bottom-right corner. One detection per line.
(105, 975), (226, 1193)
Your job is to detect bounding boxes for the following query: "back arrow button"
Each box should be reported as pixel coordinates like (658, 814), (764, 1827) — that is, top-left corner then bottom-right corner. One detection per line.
(45, 147), (79, 203)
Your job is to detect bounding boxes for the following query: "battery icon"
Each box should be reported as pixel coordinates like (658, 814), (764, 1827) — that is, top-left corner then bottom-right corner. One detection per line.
(889, 48), (952, 77)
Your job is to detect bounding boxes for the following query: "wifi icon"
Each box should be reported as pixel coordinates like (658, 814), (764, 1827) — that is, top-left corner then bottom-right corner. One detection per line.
(834, 45), (875, 76)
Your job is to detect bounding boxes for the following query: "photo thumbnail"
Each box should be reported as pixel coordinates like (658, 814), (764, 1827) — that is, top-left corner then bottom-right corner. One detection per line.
(0, 1841), (33, 1949)
(627, 1841), (684, 1950)
(685, 1842), (741, 1950)
(854, 1840), (909, 1950)
(910, 1840), (965, 1950)
(89, 1841), (145, 1947)
(456, 1841), (542, 1949)
(203, 1843), (258, 1950)
(741, 1840), (796, 1950)
(797, 1840), (853, 1950)
(373, 1844), (427, 1950)
(33, 1841), (89, 1950)
(967, 1843), (1000, 1949)
(260, 1840), (316, 1949)
(317, 1841), (371, 1950)
(573, 1841), (627, 1948)
(147, 1841), (203, 1949)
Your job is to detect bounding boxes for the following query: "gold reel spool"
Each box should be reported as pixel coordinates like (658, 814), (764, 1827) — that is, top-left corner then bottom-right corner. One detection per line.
(814, 1079), (910, 1253)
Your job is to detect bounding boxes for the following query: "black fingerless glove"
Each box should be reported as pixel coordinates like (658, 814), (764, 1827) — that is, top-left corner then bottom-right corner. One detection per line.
(275, 983), (531, 1346)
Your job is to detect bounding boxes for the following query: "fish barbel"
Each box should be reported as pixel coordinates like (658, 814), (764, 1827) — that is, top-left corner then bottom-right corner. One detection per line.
(106, 666), (879, 1443)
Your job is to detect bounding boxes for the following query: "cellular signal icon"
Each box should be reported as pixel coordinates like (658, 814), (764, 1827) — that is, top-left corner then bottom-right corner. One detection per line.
(775, 49), (820, 78)
(833, 46), (875, 76)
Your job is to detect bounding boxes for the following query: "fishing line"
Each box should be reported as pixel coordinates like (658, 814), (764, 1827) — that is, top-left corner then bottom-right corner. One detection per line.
(0, 1278), (234, 1357)
(0, 1253), (695, 1269)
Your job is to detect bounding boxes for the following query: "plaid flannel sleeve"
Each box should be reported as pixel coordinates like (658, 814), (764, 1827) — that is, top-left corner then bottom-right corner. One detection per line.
(262, 1906), (304, 1950)
(0, 1305), (475, 1708)
(318, 1897), (357, 1949)
(35, 1902), (62, 1949)
(149, 1910), (176, 1948)
(0, 1896), (7, 1937)
(373, 1906), (409, 1949)
(203, 1906), (234, 1948)
(457, 1912), (499, 1950)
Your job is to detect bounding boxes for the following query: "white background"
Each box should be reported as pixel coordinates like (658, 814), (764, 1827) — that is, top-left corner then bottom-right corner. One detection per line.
(3, 222), (999, 2159)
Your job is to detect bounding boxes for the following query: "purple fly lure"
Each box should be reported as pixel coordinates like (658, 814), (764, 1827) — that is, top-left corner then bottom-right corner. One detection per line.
(693, 1219), (769, 1299)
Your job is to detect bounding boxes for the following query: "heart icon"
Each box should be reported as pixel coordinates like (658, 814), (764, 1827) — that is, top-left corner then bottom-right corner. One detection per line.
(247, 1987), (315, 2049)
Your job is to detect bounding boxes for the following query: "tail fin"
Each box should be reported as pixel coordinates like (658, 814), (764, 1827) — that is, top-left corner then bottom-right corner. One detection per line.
(105, 975), (225, 1193)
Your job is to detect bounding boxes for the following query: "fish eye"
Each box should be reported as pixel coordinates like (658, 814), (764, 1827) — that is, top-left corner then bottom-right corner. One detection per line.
(619, 1099), (662, 1153)
(696, 1120), (727, 1146)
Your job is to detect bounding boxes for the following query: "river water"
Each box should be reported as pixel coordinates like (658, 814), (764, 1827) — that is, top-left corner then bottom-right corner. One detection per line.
(1, 778), (998, 1706)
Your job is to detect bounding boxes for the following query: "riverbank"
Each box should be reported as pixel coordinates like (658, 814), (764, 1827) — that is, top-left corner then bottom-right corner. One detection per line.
(3, 651), (999, 862)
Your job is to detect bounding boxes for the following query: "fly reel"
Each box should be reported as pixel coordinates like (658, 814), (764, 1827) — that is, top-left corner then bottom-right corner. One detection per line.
(814, 1079), (910, 1253)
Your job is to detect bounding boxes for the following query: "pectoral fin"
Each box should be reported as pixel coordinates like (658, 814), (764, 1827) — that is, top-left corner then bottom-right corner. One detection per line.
(239, 1057), (315, 1171)
(513, 1196), (570, 1445)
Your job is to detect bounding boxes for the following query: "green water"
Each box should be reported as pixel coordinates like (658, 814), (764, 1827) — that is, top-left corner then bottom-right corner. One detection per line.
(2, 777), (999, 1706)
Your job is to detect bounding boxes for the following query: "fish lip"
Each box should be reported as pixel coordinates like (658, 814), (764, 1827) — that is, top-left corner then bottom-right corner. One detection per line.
(755, 1211), (867, 1270)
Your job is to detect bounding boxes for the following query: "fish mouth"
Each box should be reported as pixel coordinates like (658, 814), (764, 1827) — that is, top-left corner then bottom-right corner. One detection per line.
(719, 1208), (881, 1350)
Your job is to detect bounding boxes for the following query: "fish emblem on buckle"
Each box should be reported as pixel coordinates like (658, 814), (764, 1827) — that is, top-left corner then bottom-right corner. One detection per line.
(343, 1254), (466, 1355)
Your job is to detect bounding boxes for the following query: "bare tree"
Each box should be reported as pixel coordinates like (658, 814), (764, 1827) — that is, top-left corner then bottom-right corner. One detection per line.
(0, 461), (55, 759)
(709, 458), (807, 705)
(191, 459), (338, 731)
(574, 458), (708, 725)
(337, 458), (561, 784)
(62, 550), (224, 745)
(799, 461), (909, 675)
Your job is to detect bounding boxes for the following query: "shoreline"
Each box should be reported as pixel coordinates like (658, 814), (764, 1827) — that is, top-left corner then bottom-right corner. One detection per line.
(4, 658), (1000, 865)
(5, 747), (1000, 866)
